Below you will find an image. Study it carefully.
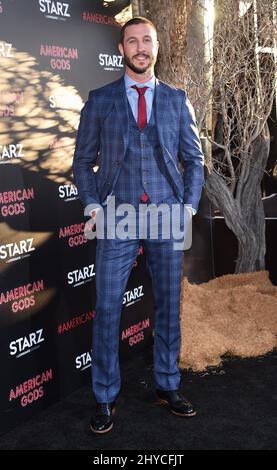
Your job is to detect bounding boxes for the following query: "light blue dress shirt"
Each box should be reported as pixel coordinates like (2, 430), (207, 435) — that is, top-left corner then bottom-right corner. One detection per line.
(124, 73), (155, 123)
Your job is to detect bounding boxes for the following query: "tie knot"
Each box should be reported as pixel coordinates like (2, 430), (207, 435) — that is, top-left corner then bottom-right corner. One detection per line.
(131, 85), (148, 96)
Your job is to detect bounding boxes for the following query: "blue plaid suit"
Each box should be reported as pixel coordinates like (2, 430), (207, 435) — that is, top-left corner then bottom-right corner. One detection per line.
(73, 76), (204, 403)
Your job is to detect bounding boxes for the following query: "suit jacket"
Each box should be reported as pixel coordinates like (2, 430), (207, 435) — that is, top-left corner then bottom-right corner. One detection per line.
(73, 76), (205, 212)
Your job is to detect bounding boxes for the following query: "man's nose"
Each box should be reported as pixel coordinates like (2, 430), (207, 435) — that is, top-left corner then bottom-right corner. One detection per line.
(137, 41), (146, 53)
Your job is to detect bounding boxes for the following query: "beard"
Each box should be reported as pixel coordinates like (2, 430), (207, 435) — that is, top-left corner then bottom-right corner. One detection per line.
(123, 53), (156, 74)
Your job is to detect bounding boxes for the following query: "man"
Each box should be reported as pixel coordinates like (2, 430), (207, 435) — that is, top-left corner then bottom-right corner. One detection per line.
(73, 17), (204, 434)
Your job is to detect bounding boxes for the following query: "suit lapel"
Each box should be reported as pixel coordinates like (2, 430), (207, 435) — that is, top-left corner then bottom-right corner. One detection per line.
(114, 76), (129, 155)
(155, 79), (183, 201)
(155, 78), (168, 147)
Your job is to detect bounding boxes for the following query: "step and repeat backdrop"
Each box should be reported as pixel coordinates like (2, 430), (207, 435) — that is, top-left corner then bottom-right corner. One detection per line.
(0, 0), (156, 434)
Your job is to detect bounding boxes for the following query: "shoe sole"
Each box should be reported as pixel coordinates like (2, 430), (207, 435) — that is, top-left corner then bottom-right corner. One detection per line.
(89, 407), (116, 434)
(156, 398), (197, 417)
(90, 422), (113, 434)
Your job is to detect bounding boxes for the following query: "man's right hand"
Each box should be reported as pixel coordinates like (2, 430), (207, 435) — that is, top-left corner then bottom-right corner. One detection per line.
(89, 207), (101, 224)
(89, 210), (97, 220)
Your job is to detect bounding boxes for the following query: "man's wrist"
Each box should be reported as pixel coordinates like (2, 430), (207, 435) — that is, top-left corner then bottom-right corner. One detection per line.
(184, 204), (196, 216)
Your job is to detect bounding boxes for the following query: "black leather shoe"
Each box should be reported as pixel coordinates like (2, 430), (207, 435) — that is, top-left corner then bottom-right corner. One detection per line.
(90, 402), (116, 434)
(156, 390), (196, 417)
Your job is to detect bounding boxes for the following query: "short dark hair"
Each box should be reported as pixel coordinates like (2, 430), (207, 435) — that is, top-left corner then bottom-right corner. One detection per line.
(120, 16), (157, 44)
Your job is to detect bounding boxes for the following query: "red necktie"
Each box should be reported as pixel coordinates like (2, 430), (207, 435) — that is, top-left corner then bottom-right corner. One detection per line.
(131, 85), (148, 129)
(131, 85), (149, 203)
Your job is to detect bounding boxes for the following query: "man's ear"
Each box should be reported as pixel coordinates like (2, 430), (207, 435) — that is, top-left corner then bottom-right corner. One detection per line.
(118, 43), (124, 57)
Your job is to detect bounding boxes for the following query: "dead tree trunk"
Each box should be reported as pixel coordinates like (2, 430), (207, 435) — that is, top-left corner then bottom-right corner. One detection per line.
(205, 123), (270, 273)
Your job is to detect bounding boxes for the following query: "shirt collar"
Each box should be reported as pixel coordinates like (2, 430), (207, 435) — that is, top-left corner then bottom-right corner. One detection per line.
(124, 72), (155, 92)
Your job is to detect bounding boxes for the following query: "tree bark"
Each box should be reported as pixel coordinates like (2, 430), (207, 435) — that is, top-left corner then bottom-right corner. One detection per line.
(141, 0), (192, 87)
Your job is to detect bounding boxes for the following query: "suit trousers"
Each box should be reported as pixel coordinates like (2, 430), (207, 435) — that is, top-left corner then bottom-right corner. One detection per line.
(92, 224), (184, 403)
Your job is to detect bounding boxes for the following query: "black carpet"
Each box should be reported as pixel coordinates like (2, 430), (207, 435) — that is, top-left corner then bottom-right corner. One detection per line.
(1, 348), (277, 450)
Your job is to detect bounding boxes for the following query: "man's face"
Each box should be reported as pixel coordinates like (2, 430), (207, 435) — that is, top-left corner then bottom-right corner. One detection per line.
(119, 23), (159, 75)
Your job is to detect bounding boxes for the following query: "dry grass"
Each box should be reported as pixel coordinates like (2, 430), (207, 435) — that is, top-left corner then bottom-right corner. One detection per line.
(179, 271), (277, 371)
